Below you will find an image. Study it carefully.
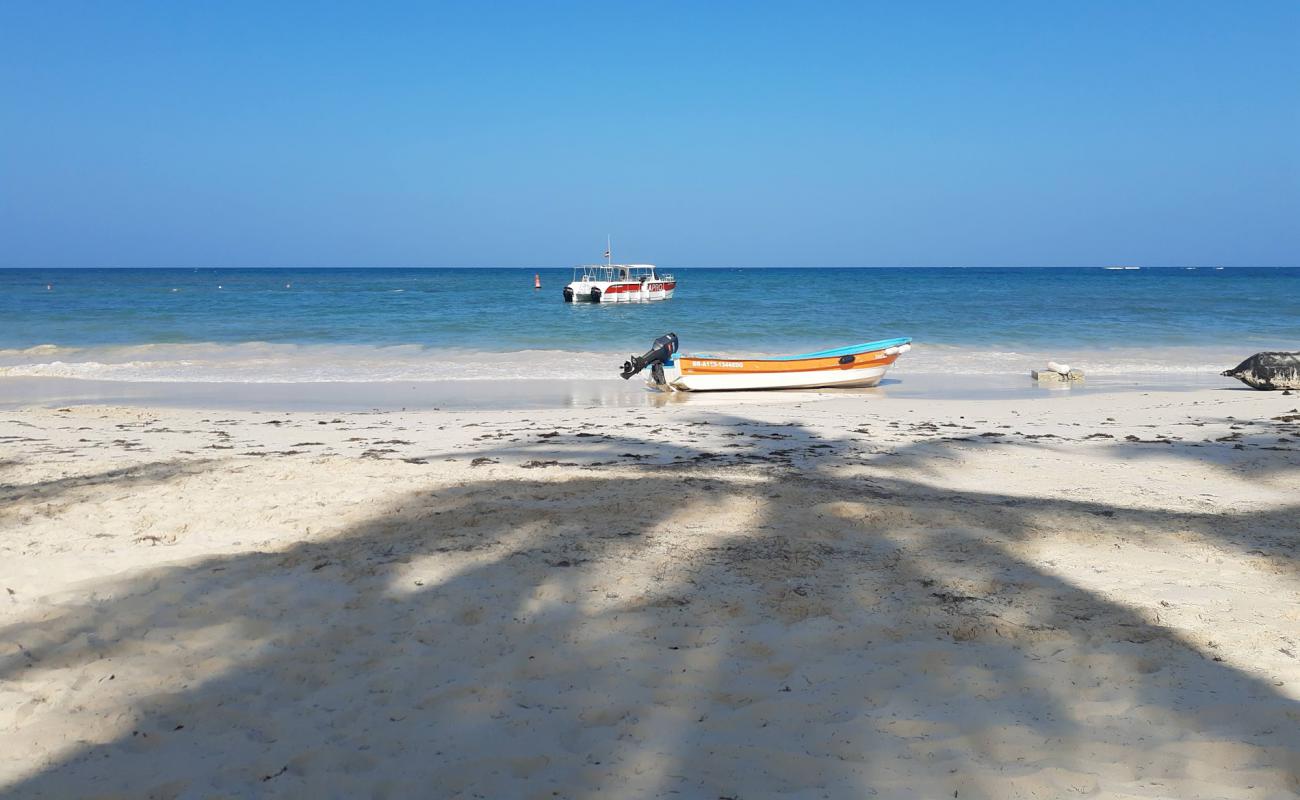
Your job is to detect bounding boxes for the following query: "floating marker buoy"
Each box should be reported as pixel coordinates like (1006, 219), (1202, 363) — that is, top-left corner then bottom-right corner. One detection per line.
(534, 273), (541, 289)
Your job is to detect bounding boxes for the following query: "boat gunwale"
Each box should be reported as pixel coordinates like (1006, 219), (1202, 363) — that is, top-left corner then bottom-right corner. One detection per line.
(682, 337), (911, 363)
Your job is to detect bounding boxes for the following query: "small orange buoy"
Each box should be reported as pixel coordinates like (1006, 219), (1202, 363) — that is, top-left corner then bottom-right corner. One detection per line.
(534, 273), (541, 289)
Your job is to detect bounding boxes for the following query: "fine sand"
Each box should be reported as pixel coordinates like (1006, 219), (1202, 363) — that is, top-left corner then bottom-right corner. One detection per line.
(1, 386), (1298, 798)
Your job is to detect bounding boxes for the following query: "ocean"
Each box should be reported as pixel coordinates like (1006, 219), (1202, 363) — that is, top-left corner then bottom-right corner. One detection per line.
(1, 267), (1296, 384)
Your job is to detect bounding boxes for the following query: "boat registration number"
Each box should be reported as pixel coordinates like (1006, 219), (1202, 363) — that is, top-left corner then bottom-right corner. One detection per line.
(696, 361), (744, 369)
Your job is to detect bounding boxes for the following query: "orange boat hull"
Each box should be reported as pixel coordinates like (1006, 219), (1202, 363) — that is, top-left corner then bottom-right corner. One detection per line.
(658, 340), (911, 391)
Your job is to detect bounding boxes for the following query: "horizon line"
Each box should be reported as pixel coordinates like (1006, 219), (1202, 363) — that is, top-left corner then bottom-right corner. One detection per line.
(3, 264), (1297, 271)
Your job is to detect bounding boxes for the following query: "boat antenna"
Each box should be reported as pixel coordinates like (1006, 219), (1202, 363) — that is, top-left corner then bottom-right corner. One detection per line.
(605, 235), (612, 268)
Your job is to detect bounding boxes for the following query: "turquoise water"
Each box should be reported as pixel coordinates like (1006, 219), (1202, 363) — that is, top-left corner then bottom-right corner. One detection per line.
(1, 267), (1296, 382)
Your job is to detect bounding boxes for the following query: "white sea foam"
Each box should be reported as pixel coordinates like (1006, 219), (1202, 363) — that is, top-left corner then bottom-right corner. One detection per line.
(899, 343), (1245, 377)
(0, 342), (623, 382)
(0, 341), (1251, 384)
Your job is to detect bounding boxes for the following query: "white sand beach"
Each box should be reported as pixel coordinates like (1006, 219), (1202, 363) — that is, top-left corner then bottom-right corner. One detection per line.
(1, 386), (1298, 798)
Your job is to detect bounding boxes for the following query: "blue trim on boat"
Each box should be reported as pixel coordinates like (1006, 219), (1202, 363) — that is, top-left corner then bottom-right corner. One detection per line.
(688, 337), (911, 361)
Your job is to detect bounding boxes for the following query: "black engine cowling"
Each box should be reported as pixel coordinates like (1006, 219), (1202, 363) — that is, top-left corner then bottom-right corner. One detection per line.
(620, 333), (679, 379)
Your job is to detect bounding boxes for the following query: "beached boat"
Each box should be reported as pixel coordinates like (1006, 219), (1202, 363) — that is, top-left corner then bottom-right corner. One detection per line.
(563, 263), (676, 303)
(620, 333), (912, 392)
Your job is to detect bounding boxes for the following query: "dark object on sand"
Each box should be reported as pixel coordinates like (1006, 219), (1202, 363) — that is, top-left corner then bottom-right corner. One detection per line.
(1221, 352), (1300, 391)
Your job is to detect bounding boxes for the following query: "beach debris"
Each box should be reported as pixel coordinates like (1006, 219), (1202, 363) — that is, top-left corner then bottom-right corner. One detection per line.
(261, 766), (288, 782)
(1221, 351), (1300, 390)
(1032, 362), (1084, 383)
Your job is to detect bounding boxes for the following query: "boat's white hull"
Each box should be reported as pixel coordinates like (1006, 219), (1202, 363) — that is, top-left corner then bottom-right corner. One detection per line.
(566, 280), (676, 303)
(656, 363), (891, 392)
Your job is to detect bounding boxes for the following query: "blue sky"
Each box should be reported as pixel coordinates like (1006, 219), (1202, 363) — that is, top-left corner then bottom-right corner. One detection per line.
(1, 1), (1296, 267)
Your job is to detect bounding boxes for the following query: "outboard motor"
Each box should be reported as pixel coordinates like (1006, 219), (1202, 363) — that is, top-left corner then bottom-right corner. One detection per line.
(562, 286), (574, 302)
(620, 333), (679, 379)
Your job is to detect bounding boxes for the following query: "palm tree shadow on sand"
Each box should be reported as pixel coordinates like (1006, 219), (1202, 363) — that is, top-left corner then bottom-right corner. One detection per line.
(2, 419), (1298, 798)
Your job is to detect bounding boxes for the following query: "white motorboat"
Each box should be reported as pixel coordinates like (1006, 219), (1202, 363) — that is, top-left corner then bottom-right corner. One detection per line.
(563, 263), (676, 303)
(562, 240), (676, 303)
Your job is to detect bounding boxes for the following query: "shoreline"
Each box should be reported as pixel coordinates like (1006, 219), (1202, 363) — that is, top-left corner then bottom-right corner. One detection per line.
(0, 370), (1249, 411)
(0, 340), (1260, 384)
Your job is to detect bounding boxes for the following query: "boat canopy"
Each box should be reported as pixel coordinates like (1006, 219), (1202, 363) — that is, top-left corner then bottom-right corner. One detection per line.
(572, 264), (664, 282)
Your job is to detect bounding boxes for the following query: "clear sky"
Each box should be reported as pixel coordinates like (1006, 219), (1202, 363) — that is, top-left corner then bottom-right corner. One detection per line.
(1, 1), (1296, 267)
